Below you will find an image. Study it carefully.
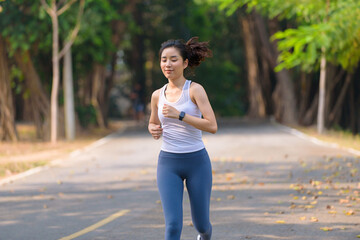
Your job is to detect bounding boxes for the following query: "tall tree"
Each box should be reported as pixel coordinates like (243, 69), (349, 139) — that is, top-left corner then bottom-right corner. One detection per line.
(238, 12), (266, 118)
(0, 1), (52, 140)
(0, 35), (18, 141)
(40, 0), (84, 143)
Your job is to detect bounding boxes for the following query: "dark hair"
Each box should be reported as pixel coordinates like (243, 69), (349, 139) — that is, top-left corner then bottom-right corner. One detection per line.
(159, 37), (212, 69)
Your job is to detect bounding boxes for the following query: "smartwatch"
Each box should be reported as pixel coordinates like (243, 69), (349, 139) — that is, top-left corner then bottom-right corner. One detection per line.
(179, 111), (186, 121)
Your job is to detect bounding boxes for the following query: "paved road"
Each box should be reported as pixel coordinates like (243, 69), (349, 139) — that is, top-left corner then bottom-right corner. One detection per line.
(0, 120), (359, 240)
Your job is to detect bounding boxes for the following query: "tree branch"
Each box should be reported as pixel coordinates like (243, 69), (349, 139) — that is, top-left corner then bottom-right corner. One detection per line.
(58, 0), (85, 59)
(57, 0), (77, 16)
(40, 0), (54, 16)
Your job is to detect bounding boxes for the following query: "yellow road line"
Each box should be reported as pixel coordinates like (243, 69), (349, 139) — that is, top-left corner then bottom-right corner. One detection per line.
(59, 209), (131, 240)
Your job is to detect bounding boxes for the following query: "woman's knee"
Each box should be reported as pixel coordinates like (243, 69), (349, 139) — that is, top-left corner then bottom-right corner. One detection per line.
(166, 220), (182, 236)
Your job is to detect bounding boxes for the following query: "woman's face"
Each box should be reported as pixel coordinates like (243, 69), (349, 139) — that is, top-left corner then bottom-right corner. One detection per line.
(160, 47), (188, 80)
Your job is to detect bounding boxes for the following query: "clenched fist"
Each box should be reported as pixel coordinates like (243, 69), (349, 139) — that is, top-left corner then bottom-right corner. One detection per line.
(149, 124), (163, 140)
(162, 104), (180, 119)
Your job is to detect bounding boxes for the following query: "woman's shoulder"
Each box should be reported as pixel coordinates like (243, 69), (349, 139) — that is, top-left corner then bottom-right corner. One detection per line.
(189, 81), (206, 94)
(152, 88), (161, 97)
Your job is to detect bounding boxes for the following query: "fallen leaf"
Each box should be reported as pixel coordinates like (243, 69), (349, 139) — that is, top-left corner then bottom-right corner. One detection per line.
(225, 173), (235, 181)
(320, 227), (333, 231)
(328, 211), (337, 214)
(276, 220), (286, 224)
(339, 199), (350, 204)
(345, 210), (355, 216)
(299, 216), (306, 221)
(227, 195), (235, 200)
(107, 195), (113, 199)
(310, 217), (318, 222)
(156, 200), (161, 204)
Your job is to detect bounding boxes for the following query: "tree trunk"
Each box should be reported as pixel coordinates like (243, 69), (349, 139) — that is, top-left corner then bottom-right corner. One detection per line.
(50, 4), (60, 143)
(239, 13), (266, 118)
(13, 49), (50, 140)
(317, 50), (326, 134)
(302, 93), (319, 126)
(328, 73), (352, 126)
(268, 19), (297, 124)
(349, 77), (356, 134)
(63, 47), (76, 140)
(259, 49), (272, 114)
(253, 14), (297, 124)
(0, 36), (18, 142)
(91, 64), (106, 128)
(298, 72), (312, 124)
(325, 67), (345, 128)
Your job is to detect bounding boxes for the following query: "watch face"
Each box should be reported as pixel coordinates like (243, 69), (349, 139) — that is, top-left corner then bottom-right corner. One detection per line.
(179, 111), (185, 120)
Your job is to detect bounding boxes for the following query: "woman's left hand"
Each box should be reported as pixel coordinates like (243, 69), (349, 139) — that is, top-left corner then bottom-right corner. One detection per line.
(162, 104), (180, 119)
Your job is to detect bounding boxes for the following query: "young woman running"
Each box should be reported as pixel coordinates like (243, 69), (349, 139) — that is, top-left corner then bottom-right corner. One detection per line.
(148, 37), (217, 240)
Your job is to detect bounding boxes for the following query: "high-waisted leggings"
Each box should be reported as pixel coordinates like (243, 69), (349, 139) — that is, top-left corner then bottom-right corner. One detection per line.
(157, 148), (212, 240)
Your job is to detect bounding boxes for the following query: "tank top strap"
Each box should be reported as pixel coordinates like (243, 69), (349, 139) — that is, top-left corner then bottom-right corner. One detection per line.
(158, 84), (167, 104)
(183, 80), (191, 102)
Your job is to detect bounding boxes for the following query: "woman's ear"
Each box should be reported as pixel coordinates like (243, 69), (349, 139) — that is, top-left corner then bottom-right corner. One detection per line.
(183, 59), (189, 69)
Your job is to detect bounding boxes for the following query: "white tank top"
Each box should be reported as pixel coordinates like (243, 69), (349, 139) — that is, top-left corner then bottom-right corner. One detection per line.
(158, 80), (205, 153)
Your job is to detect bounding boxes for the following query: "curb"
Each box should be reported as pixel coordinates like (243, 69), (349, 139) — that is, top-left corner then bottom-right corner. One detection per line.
(270, 118), (360, 157)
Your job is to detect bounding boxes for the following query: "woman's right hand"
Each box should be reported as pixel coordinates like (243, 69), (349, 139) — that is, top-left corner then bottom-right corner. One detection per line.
(149, 124), (163, 140)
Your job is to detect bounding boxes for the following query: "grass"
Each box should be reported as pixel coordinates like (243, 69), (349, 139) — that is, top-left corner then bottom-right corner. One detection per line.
(0, 161), (48, 178)
(0, 120), (129, 180)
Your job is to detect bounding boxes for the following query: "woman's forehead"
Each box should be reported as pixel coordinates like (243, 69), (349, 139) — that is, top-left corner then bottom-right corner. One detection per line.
(161, 47), (181, 57)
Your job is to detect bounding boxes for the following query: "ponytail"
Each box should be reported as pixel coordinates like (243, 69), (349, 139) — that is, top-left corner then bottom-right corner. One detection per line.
(185, 37), (212, 68)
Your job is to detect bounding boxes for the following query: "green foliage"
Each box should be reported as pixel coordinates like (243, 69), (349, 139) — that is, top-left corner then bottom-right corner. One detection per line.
(10, 65), (24, 95)
(75, 105), (97, 127)
(211, 0), (360, 72)
(0, 1), (51, 55)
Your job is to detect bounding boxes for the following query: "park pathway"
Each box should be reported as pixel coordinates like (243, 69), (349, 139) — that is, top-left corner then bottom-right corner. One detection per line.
(0, 120), (359, 240)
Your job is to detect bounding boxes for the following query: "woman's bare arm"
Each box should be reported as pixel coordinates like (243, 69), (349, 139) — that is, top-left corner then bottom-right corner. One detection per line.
(148, 89), (163, 140)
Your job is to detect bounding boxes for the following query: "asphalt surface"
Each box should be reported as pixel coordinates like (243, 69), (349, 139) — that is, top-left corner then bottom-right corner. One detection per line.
(0, 120), (359, 240)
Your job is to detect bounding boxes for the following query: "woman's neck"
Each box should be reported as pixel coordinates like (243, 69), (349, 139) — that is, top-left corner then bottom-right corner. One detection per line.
(167, 76), (186, 89)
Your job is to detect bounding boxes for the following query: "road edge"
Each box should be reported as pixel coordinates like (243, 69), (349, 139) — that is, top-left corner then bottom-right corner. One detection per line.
(0, 128), (126, 186)
(271, 118), (360, 156)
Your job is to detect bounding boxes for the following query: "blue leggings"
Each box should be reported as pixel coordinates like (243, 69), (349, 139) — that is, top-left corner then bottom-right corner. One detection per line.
(157, 148), (212, 240)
